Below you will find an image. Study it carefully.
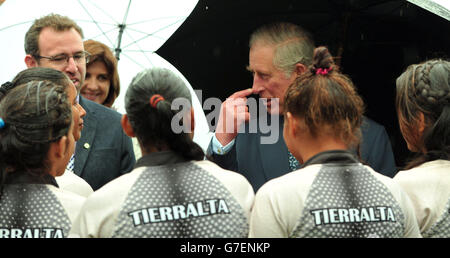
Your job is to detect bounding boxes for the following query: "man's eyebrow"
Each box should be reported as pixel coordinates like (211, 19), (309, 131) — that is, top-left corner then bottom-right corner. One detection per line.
(246, 66), (271, 77)
(56, 50), (84, 55)
(51, 53), (67, 57)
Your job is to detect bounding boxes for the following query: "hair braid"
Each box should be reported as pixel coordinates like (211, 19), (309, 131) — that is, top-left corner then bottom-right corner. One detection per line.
(396, 59), (450, 169)
(0, 81), (72, 177)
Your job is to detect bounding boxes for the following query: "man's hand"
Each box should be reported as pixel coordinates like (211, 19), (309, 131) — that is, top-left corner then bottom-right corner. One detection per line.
(215, 88), (254, 146)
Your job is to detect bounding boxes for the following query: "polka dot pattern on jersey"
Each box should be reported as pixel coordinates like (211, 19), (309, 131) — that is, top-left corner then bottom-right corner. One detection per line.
(423, 198), (450, 238)
(0, 184), (71, 238)
(111, 162), (249, 238)
(290, 164), (405, 238)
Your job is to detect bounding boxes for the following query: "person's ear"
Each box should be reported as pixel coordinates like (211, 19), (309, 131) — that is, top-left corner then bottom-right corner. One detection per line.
(294, 63), (307, 77)
(121, 114), (135, 137)
(285, 112), (298, 138)
(189, 108), (195, 133)
(49, 135), (68, 160)
(417, 112), (426, 136)
(46, 136), (69, 177)
(182, 108), (195, 140)
(24, 54), (38, 68)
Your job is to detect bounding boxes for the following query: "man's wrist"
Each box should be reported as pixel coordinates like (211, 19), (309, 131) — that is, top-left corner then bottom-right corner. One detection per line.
(215, 132), (237, 146)
(211, 134), (235, 155)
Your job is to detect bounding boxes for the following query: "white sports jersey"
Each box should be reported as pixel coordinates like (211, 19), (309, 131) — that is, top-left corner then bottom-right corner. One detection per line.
(249, 150), (421, 238)
(0, 174), (86, 238)
(56, 170), (94, 198)
(70, 151), (254, 238)
(394, 159), (450, 237)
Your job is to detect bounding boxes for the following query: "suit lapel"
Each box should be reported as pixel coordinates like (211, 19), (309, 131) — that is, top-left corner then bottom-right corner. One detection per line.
(74, 96), (97, 177)
(258, 115), (290, 181)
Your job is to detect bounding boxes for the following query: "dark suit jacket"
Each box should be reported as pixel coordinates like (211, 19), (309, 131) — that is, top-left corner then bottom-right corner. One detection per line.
(209, 115), (397, 192)
(74, 96), (135, 190)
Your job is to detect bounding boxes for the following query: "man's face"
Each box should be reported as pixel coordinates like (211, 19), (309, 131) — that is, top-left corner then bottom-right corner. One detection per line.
(33, 27), (86, 92)
(248, 43), (298, 114)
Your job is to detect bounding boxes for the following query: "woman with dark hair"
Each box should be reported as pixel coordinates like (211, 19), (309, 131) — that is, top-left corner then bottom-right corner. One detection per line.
(70, 68), (254, 238)
(1, 67), (93, 197)
(249, 46), (420, 238)
(0, 80), (84, 238)
(393, 59), (450, 237)
(82, 39), (120, 108)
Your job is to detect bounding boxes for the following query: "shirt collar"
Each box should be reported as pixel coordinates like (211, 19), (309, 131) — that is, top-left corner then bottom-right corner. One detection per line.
(134, 150), (189, 169)
(301, 150), (361, 168)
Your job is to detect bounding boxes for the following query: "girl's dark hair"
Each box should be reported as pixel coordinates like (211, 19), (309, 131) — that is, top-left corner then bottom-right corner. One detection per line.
(396, 59), (450, 169)
(0, 82), (14, 99)
(0, 67), (71, 100)
(284, 46), (365, 149)
(0, 81), (72, 193)
(11, 67), (71, 88)
(125, 68), (204, 161)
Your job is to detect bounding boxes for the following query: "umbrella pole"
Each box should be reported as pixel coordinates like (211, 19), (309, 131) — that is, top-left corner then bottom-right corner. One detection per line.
(115, 0), (132, 61)
(115, 24), (126, 61)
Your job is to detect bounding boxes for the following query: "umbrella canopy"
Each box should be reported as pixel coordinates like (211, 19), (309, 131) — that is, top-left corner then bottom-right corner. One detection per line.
(0, 0), (214, 151)
(409, 0), (450, 21)
(157, 0), (450, 167)
(0, 0), (197, 111)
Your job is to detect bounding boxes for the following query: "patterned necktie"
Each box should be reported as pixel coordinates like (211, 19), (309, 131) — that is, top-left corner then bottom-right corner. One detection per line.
(288, 151), (300, 171)
(66, 154), (75, 172)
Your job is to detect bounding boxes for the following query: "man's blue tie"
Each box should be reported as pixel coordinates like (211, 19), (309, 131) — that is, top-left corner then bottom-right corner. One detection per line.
(66, 154), (75, 172)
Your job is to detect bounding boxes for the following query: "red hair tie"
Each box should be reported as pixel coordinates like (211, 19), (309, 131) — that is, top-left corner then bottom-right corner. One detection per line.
(150, 94), (165, 108)
(316, 67), (332, 75)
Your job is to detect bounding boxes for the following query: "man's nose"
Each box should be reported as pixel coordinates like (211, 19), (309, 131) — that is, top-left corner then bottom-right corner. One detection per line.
(77, 103), (86, 118)
(252, 76), (264, 94)
(64, 57), (78, 73)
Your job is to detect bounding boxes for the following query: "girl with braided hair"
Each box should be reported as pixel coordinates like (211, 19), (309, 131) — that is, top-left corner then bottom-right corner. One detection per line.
(249, 46), (420, 238)
(0, 80), (85, 238)
(394, 59), (450, 237)
(70, 68), (254, 238)
(2, 67), (93, 197)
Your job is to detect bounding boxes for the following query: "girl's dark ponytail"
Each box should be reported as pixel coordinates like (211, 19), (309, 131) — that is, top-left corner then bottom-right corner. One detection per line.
(125, 68), (205, 161)
(153, 95), (204, 161)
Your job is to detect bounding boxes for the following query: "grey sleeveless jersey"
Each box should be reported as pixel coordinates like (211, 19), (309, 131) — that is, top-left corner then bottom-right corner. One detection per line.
(111, 162), (249, 238)
(0, 184), (71, 238)
(423, 198), (450, 238)
(291, 163), (405, 238)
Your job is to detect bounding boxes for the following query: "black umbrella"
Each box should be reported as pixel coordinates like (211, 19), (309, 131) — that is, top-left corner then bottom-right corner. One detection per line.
(157, 0), (450, 167)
